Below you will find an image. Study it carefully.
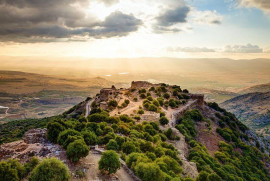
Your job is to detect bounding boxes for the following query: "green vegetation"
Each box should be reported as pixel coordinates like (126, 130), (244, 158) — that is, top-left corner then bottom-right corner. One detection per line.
(66, 139), (89, 162)
(108, 100), (118, 108)
(0, 116), (58, 144)
(29, 158), (70, 181)
(159, 116), (169, 125)
(176, 108), (270, 181)
(0, 157), (69, 181)
(1, 84), (269, 181)
(98, 150), (121, 174)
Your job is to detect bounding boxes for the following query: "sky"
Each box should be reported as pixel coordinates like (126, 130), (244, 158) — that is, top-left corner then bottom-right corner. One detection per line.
(0, 0), (270, 59)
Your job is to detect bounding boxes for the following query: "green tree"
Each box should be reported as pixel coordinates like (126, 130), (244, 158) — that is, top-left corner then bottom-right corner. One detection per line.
(108, 100), (118, 108)
(163, 93), (170, 99)
(24, 157), (40, 175)
(106, 139), (119, 150)
(135, 162), (165, 181)
(196, 171), (209, 181)
(82, 131), (98, 145)
(159, 116), (169, 125)
(122, 141), (136, 154)
(207, 173), (222, 181)
(29, 158), (70, 181)
(66, 140), (89, 162)
(57, 129), (81, 145)
(148, 104), (158, 112)
(0, 159), (25, 181)
(47, 122), (65, 143)
(63, 135), (84, 149)
(99, 150), (121, 174)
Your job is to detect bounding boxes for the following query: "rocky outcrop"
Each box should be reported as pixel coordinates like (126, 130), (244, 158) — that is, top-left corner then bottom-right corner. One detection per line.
(0, 128), (66, 162)
(23, 128), (47, 144)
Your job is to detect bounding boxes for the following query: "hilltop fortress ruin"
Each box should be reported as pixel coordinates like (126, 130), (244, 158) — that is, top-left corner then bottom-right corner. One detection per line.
(89, 81), (204, 123)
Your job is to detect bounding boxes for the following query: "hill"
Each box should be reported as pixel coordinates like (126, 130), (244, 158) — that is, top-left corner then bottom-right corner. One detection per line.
(0, 71), (114, 122)
(0, 81), (270, 181)
(221, 92), (270, 136)
(237, 82), (270, 94)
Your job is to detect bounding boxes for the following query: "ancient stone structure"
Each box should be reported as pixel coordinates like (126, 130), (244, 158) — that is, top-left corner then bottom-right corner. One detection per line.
(99, 85), (117, 102)
(141, 113), (160, 122)
(190, 94), (204, 106)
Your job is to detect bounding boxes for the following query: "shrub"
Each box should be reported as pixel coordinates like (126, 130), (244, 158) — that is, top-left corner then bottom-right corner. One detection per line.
(0, 159), (25, 181)
(169, 99), (177, 108)
(207, 173), (222, 181)
(47, 122), (65, 143)
(196, 171), (209, 181)
(149, 87), (155, 91)
(139, 89), (147, 94)
(184, 109), (203, 122)
(122, 141), (136, 154)
(183, 89), (189, 93)
(119, 114), (134, 123)
(82, 131), (98, 145)
(108, 100), (118, 108)
(29, 158), (70, 181)
(24, 157), (40, 175)
(66, 140), (89, 162)
(63, 135), (84, 149)
(88, 113), (108, 123)
(148, 104), (158, 112)
(153, 100), (160, 107)
(99, 150), (121, 174)
(124, 99), (130, 105)
(163, 93), (170, 99)
(159, 116), (169, 125)
(57, 129), (81, 145)
(157, 97), (164, 106)
(147, 96), (153, 101)
(135, 162), (165, 181)
(138, 109), (145, 114)
(140, 93), (146, 99)
(106, 139), (119, 151)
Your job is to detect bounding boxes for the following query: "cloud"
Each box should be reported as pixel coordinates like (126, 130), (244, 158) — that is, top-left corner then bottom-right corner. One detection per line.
(0, 0), (142, 42)
(154, 4), (190, 33)
(191, 10), (223, 25)
(168, 47), (216, 53)
(99, 0), (119, 6)
(238, 0), (270, 12)
(224, 44), (263, 53)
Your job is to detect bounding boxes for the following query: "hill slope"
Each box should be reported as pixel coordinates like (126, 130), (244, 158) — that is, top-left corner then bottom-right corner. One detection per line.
(1, 81), (270, 181)
(221, 92), (270, 136)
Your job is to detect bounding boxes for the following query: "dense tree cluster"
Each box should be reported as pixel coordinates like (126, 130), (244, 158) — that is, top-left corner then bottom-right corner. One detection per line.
(0, 157), (69, 181)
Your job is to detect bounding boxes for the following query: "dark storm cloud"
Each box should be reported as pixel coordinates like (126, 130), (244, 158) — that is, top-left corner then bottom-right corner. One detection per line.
(154, 5), (190, 33)
(0, 0), (142, 42)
